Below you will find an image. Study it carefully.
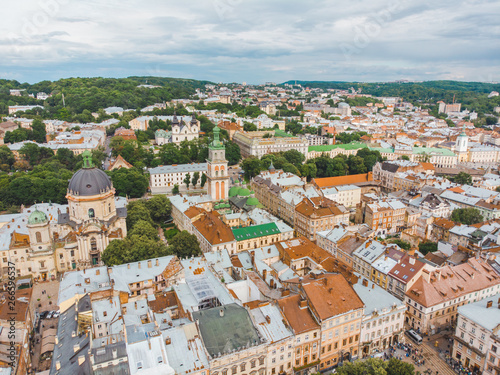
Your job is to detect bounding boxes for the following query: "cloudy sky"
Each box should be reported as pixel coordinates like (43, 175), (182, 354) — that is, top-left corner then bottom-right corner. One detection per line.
(1, 0), (499, 84)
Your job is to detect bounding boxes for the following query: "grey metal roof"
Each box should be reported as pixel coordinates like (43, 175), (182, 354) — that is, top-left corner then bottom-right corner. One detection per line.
(50, 295), (91, 375)
(192, 303), (264, 358)
(149, 163), (207, 175)
(67, 167), (113, 197)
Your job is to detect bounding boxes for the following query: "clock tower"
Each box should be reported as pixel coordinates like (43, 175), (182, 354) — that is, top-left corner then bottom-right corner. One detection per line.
(207, 126), (229, 201)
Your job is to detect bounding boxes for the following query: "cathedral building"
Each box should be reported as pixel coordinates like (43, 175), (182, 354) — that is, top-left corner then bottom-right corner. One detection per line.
(0, 151), (127, 280)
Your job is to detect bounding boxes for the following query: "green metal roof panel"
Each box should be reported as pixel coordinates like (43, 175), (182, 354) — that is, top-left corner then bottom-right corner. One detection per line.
(308, 142), (367, 152)
(232, 222), (280, 241)
(412, 147), (456, 156)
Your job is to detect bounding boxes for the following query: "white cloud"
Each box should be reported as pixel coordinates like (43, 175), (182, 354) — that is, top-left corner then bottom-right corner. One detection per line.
(0, 0), (498, 83)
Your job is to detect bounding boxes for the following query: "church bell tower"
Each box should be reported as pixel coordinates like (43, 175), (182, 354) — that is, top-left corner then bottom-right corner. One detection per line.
(207, 126), (229, 201)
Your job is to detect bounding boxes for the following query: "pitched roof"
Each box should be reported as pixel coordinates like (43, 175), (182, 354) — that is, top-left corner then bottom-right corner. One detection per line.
(107, 154), (133, 170)
(277, 294), (320, 334)
(193, 211), (235, 245)
(232, 222), (280, 241)
(295, 196), (346, 218)
(312, 172), (373, 188)
(302, 274), (364, 321)
(406, 258), (500, 307)
(388, 254), (425, 284)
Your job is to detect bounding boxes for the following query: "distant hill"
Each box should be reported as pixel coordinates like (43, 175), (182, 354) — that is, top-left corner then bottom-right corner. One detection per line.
(283, 80), (500, 114)
(0, 76), (212, 117)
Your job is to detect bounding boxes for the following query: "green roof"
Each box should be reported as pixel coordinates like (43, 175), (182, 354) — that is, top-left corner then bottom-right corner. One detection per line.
(229, 186), (241, 197)
(412, 147), (456, 156)
(28, 209), (48, 225)
(308, 142), (367, 152)
(238, 188), (251, 197)
(232, 222), (280, 241)
(369, 147), (394, 153)
(246, 197), (259, 206)
(273, 129), (293, 138)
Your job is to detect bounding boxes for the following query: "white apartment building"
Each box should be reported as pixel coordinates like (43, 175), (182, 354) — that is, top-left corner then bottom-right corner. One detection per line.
(353, 279), (406, 357)
(149, 163), (207, 194)
(233, 131), (308, 158)
(452, 295), (500, 374)
(320, 184), (361, 208)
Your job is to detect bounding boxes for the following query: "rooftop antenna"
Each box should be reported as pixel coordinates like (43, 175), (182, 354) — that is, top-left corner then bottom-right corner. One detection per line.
(62, 93), (65, 107)
(452, 94), (455, 104)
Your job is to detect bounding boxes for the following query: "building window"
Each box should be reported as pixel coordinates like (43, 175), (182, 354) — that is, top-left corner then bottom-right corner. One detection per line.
(36, 232), (42, 243)
(89, 208), (95, 218)
(90, 238), (98, 252)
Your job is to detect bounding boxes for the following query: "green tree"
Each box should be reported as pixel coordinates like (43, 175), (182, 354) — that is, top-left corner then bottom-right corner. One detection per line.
(168, 230), (201, 259)
(391, 239), (411, 251)
(128, 219), (159, 241)
(419, 241), (438, 255)
(107, 168), (149, 198)
(183, 174), (190, 189)
(356, 149), (382, 171)
(453, 172), (472, 185)
(172, 184), (180, 194)
(200, 173), (207, 188)
(283, 149), (305, 167)
(191, 171), (200, 188)
(126, 200), (154, 230)
(225, 140), (241, 166)
(56, 148), (77, 170)
(451, 208), (483, 225)
(31, 119), (47, 143)
(146, 195), (172, 224)
(336, 358), (388, 375)
(243, 122), (257, 132)
(386, 358), (415, 375)
(101, 239), (127, 266)
(486, 116), (498, 125)
(347, 155), (367, 174)
(285, 121), (303, 135)
(399, 155), (410, 161)
(241, 156), (263, 179)
(0, 146), (15, 171)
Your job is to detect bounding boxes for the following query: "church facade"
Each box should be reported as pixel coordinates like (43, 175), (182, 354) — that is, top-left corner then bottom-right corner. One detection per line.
(0, 151), (127, 280)
(155, 113), (200, 146)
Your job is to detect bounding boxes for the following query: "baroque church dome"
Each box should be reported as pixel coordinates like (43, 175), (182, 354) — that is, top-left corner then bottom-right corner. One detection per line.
(67, 151), (113, 197)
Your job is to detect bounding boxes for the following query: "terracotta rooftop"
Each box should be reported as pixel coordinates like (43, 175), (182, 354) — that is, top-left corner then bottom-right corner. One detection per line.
(406, 258), (500, 307)
(148, 290), (179, 313)
(184, 206), (206, 220)
(107, 154), (133, 170)
(278, 294), (320, 334)
(192, 211), (235, 245)
(0, 288), (32, 322)
(312, 172), (373, 188)
(295, 196), (346, 219)
(302, 274), (364, 321)
(388, 254), (425, 284)
(433, 217), (456, 230)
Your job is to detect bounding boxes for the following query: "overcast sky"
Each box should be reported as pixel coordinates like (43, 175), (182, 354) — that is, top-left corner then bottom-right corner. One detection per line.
(1, 0), (499, 84)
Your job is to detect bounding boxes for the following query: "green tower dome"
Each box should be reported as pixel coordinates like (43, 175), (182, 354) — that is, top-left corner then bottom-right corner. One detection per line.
(238, 188), (251, 197)
(246, 197), (259, 206)
(28, 209), (48, 225)
(229, 186), (241, 197)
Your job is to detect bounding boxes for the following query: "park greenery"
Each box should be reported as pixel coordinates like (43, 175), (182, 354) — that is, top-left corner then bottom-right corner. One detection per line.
(101, 196), (201, 266)
(240, 147), (383, 181)
(451, 172), (472, 186)
(285, 80), (500, 119)
(419, 241), (438, 255)
(450, 208), (484, 225)
(336, 358), (414, 375)
(0, 76), (210, 119)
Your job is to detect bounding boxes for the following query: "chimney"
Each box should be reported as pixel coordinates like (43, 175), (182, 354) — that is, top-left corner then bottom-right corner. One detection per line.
(409, 257), (415, 265)
(422, 269), (431, 283)
(362, 279), (369, 287)
(263, 269), (267, 280)
(156, 259), (159, 266)
(487, 301), (493, 308)
(299, 299), (307, 308)
(127, 264), (130, 269)
(265, 315), (271, 324)
(148, 260), (152, 268)
(220, 308), (224, 317)
(165, 337), (171, 345)
(138, 262), (141, 269)
(372, 284), (375, 289)
(134, 301), (137, 310)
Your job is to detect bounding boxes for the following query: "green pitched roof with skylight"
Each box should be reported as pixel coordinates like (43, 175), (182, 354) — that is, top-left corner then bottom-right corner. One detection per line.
(232, 222), (280, 241)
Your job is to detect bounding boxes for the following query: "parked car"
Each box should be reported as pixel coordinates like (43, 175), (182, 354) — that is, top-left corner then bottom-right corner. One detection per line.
(52, 311), (60, 319)
(46, 311), (54, 319)
(39, 311), (48, 319)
